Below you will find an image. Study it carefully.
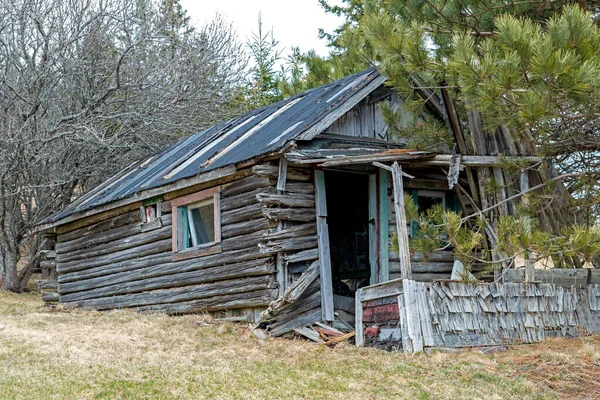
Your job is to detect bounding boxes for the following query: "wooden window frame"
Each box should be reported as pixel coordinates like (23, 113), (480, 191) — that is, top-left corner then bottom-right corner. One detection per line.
(140, 198), (163, 232)
(171, 187), (222, 261)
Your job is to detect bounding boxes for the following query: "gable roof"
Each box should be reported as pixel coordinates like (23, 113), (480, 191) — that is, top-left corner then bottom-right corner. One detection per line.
(40, 68), (386, 228)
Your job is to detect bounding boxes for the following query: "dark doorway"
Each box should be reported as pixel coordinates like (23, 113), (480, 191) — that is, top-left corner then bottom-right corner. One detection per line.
(324, 171), (370, 292)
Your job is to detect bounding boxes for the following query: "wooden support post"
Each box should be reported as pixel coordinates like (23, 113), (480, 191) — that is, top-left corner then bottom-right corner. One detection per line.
(275, 157), (289, 296)
(314, 170), (334, 322)
(378, 171), (389, 283)
(355, 288), (364, 347)
(391, 162), (412, 280)
(368, 174), (378, 285)
(521, 170), (534, 283)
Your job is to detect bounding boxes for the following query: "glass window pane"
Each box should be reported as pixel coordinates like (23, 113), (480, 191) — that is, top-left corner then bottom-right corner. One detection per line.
(188, 201), (215, 247)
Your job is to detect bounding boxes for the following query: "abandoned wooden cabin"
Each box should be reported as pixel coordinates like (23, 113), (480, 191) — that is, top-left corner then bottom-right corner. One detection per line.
(37, 67), (567, 338)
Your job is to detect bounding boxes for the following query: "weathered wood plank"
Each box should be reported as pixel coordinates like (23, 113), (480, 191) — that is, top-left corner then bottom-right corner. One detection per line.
(283, 248), (319, 264)
(256, 193), (315, 208)
(259, 236), (318, 254)
(294, 327), (325, 343)
(221, 218), (272, 239)
(222, 176), (275, 197)
(269, 308), (322, 337)
(391, 262), (455, 274)
(277, 157), (288, 192)
(315, 170), (334, 322)
(222, 230), (266, 252)
(262, 207), (316, 222)
(392, 162), (412, 279)
(260, 261), (319, 321)
(504, 269), (589, 286)
(221, 203), (265, 225)
(379, 171), (390, 283)
(262, 224), (316, 241)
(355, 288), (365, 346)
(220, 186), (276, 211)
(285, 182), (314, 194)
(252, 164), (311, 181)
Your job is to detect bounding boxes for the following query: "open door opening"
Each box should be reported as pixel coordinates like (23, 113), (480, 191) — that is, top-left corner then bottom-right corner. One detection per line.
(324, 171), (370, 325)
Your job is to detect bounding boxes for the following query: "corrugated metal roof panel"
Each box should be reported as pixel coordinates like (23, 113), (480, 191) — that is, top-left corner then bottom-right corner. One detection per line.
(43, 67), (384, 224)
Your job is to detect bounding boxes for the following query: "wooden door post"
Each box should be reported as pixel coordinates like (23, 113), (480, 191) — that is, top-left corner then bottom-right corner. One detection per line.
(314, 170), (334, 322)
(391, 162), (412, 280)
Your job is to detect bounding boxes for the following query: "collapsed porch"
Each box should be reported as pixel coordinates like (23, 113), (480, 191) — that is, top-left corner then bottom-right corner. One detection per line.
(257, 135), (548, 340)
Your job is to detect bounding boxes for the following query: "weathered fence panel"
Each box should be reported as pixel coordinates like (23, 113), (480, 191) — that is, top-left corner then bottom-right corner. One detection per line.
(356, 279), (600, 353)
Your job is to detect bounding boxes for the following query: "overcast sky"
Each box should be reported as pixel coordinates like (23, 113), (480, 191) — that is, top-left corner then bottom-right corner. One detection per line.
(180, 0), (345, 58)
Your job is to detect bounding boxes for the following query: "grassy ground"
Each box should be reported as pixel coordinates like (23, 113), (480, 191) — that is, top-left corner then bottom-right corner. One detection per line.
(1, 291), (599, 399)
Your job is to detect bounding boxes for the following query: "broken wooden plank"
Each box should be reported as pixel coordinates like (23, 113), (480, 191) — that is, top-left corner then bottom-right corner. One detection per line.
(324, 331), (356, 346)
(294, 326), (325, 343)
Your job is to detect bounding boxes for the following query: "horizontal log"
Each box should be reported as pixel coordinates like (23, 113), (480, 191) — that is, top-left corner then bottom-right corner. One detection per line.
(221, 203), (265, 225)
(42, 291), (60, 303)
(131, 290), (271, 314)
(221, 186), (276, 211)
(261, 224), (316, 241)
(390, 261), (454, 274)
(57, 238), (172, 274)
(221, 218), (273, 239)
(285, 182), (314, 194)
(221, 230), (265, 252)
(263, 208), (316, 222)
(66, 275), (273, 310)
(57, 225), (172, 264)
(40, 260), (56, 270)
(57, 210), (141, 243)
(389, 251), (455, 263)
(260, 236), (318, 254)
(56, 214), (171, 255)
(252, 164), (312, 181)
(256, 193), (315, 208)
(504, 269), (590, 286)
(39, 250), (57, 259)
(37, 280), (58, 290)
(58, 253), (174, 283)
(59, 256), (274, 300)
(59, 247), (272, 293)
(404, 273), (451, 282)
(283, 248), (319, 264)
(222, 176), (275, 198)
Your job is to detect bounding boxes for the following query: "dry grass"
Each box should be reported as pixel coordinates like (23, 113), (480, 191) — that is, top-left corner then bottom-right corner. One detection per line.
(0, 291), (599, 399)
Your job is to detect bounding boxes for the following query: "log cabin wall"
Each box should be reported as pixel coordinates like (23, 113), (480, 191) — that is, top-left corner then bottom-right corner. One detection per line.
(53, 164), (292, 321)
(257, 162), (322, 334)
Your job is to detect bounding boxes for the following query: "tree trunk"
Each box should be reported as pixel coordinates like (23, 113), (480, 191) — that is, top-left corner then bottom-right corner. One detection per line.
(1, 248), (20, 292)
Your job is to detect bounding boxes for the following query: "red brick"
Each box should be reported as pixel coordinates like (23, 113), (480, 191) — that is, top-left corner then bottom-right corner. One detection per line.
(364, 326), (380, 337)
